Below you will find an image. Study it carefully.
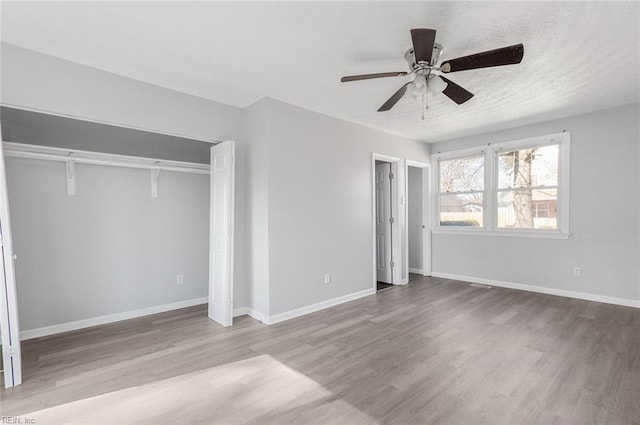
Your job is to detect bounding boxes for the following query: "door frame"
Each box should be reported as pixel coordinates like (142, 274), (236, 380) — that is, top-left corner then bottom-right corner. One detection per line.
(0, 140), (22, 388)
(371, 153), (404, 291)
(405, 160), (432, 278)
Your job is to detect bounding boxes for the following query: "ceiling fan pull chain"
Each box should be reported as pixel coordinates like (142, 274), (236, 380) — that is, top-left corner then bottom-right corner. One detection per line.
(422, 90), (428, 120)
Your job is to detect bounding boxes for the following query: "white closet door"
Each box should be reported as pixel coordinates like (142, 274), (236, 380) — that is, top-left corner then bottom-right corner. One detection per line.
(208, 141), (235, 327)
(0, 141), (22, 387)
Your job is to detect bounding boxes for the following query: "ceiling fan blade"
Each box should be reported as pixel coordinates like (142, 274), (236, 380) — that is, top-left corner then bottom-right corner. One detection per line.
(341, 71), (408, 82)
(440, 77), (474, 105)
(440, 43), (524, 73)
(378, 82), (411, 112)
(411, 29), (437, 64)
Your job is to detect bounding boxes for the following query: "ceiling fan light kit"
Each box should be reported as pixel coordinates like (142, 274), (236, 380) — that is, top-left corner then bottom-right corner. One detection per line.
(428, 75), (447, 95)
(341, 28), (524, 118)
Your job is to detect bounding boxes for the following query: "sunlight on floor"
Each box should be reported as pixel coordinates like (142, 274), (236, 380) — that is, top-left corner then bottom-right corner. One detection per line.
(25, 355), (379, 424)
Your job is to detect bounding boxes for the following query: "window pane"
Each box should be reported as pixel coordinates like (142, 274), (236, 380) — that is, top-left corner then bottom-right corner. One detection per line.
(440, 193), (483, 227)
(498, 145), (558, 189)
(439, 155), (484, 192)
(497, 189), (557, 229)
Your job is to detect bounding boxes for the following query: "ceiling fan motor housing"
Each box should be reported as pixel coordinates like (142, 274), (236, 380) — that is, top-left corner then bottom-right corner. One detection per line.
(405, 43), (443, 71)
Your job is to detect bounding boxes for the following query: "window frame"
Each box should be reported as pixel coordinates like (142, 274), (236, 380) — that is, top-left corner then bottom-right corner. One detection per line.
(436, 151), (486, 229)
(434, 149), (487, 232)
(433, 131), (571, 239)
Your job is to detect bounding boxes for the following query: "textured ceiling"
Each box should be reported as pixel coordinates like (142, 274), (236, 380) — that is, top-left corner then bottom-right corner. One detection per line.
(1, 2), (639, 142)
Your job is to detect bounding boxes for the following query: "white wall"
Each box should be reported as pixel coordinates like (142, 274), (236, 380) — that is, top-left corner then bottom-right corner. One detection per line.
(1, 44), (250, 315)
(251, 98), (429, 316)
(408, 166), (423, 271)
(6, 158), (210, 330)
(431, 103), (640, 302)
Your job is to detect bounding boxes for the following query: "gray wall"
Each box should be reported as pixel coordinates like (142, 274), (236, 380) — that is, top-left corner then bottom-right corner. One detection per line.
(253, 98), (430, 316)
(1, 44), (250, 321)
(1, 107), (214, 164)
(408, 166), (423, 271)
(241, 101), (271, 316)
(1, 43), (241, 142)
(6, 158), (210, 330)
(431, 103), (640, 301)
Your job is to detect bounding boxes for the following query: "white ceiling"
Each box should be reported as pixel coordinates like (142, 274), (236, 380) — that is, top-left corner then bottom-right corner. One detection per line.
(2, 2), (639, 142)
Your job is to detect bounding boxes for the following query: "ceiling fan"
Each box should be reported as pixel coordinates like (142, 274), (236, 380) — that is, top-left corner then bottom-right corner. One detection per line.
(341, 29), (524, 117)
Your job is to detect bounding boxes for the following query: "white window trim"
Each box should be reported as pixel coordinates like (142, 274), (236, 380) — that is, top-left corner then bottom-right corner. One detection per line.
(433, 131), (571, 239)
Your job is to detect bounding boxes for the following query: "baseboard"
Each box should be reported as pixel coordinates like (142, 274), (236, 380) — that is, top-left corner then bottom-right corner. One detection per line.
(248, 308), (270, 324)
(232, 306), (270, 323)
(431, 272), (640, 308)
(233, 306), (249, 317)
(267, 288), (376, 325)
(20, 297), (209, 340)
(233, 289), (376, 326)
(409, 268), (424, 275)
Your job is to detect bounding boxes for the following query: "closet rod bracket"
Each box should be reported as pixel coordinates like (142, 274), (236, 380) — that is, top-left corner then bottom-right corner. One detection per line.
(66, 154), (76, 196)
(151, 164), (160, 198)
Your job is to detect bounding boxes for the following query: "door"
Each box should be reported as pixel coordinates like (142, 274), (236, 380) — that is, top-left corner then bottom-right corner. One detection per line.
(375, 162), (393, 283)
(208, 141), (235, 327)
(0, 140), (22, 387)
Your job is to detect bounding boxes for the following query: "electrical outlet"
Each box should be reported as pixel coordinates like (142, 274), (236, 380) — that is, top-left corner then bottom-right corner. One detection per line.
(177, 274), (184, 285)
(324, 273), (331, 284)
(572, 267), (581, 277)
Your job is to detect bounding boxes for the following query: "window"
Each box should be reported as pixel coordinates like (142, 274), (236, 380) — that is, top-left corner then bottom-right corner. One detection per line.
(434, 132), (570, 238)
(438, 154), (484, 227)
(496, 144), (559, 229)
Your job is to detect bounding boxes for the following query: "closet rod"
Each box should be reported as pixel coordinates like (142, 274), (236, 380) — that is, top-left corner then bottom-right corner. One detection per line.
(2, 142), (210, 175)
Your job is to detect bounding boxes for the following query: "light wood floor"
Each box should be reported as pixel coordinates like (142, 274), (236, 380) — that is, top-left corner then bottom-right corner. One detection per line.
(2, 277), (640, 424)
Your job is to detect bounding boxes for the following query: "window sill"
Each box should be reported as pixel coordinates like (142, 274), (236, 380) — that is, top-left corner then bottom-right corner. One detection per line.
(432, 228), (571, 239)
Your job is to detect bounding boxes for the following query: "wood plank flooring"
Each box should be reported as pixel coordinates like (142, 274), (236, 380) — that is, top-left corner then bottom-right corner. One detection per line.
(1, 277), (639, 424)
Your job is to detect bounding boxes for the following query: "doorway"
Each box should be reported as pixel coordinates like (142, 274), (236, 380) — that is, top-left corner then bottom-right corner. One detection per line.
(0, 114), (235, 387)
(374, 160), (393, 291)
(406, 160), (431, 280)
(371, 154), (404, 292)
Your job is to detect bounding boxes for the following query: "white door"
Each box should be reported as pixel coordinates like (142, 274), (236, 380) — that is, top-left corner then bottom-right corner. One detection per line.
(208, 141), (235, 327)
(375, 162), (393, 283)
(0, 141), (22, 387)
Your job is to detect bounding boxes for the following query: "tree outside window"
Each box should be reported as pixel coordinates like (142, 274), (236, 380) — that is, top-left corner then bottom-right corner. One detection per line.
(438, 155), (484, 227)
(497, 144), (559, 229)
(434, 132), (569, 237)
